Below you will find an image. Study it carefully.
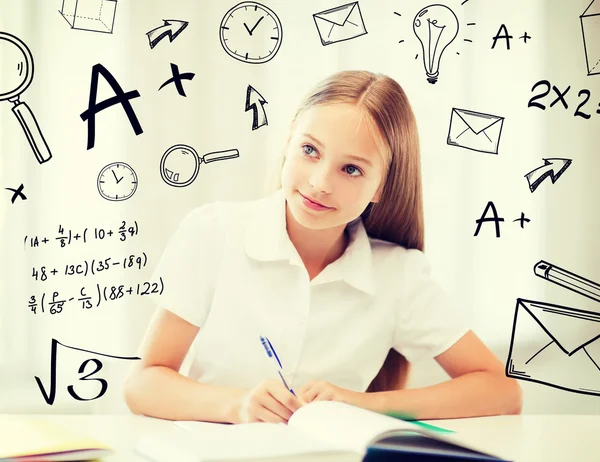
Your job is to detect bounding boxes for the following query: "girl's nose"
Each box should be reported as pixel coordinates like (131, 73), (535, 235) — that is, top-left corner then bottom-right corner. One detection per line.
(308, 166), (332, 194)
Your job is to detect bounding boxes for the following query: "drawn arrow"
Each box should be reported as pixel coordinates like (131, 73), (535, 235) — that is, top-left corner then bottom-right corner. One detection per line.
(524, 158), (572, 193)
(146, 19), (189, 49)
(245, 85), (268, 131)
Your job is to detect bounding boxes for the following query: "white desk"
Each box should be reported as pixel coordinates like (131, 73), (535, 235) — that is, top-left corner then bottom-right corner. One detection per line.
(2, 413), (598, 462)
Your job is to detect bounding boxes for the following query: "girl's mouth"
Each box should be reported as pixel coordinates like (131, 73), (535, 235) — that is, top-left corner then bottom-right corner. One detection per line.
(299, 193), (332, 211)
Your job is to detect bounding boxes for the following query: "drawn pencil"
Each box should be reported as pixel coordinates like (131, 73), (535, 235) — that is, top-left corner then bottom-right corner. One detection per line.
(533, 260), (600, 303)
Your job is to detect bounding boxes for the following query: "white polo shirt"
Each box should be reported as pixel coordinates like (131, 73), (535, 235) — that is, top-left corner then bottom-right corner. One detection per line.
(150, 189), (470, 393)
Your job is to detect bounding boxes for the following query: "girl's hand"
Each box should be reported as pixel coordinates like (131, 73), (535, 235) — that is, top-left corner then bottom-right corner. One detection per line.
(236, 379), (304, 424)
(297, 380), (354, 404)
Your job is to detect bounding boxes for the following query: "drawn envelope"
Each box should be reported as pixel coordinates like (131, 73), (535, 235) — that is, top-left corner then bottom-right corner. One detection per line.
(447, 108), (504, 154)
(506, 298), (600, 396)
(313, 2), (367, 46)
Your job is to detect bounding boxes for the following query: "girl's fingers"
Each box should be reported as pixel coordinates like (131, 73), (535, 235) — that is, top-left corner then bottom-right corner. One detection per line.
(311, 389), (334, 402)
(255, 405), (287, 424)
(260, 392), (294, 421)
(297, 381), (316, 395)
(301, 386), (320, 403)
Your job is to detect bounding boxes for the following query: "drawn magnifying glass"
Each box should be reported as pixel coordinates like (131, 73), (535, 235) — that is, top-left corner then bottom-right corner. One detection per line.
(160, 144), (239, 187)
(0, 32), (52, 164)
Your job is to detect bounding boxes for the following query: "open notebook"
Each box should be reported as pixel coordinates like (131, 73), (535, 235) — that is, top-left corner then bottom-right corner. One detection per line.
(135, 401), (509, 462)
(0, 416), (113, 461)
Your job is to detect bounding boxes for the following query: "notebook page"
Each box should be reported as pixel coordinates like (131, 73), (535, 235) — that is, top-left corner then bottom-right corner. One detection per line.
(0, 419), (60, 458)
(0, 417), (111, 459)
(168, 420), (351, 460)
(287, 401), (421, 454)
(288, 401), (506, 460)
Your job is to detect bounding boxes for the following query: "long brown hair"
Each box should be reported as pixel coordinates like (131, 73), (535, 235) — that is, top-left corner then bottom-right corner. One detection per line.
(265, 70), (424, 393)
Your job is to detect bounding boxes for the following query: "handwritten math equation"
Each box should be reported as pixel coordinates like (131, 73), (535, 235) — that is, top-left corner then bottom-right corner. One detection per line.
(28, 278), (164, 314)
(35, 339), (140, 405)
(31, 252), (148, 281)
(528, 79), (600, 120)
(24, 220), (139, 249)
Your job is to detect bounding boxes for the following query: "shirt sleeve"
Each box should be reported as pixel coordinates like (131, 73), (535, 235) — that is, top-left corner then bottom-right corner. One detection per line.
(392, 248), (470, 363)
(148, 203), (223, 327)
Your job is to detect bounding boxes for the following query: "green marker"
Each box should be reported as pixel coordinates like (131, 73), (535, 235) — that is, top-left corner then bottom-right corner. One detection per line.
(384, 411), (455, 434)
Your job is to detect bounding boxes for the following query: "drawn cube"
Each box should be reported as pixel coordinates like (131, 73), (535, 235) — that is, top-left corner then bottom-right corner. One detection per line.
(59, 0), (118, 34)
(580, 0), (600, 76)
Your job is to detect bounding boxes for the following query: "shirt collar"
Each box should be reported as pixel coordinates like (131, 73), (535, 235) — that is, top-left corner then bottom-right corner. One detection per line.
(245, 189), (377, 295)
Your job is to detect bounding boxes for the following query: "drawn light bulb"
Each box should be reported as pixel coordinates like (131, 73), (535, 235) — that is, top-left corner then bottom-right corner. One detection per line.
(413, 4), (459, 84)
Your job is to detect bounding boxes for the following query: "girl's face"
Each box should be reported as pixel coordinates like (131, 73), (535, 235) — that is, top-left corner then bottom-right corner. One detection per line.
(281, 103), (386, 231)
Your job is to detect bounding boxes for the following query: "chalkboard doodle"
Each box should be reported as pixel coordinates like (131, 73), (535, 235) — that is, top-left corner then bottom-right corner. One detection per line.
(219, 2), (283, 64)
(312, 2), (367, 46)
(413, 4), (459, 84)
(158, 63), (195, 97)
(146, 19), (189, 49)
(473, 201), (531, 238)
(506, 298), (600, 397)
(35, 338), (140, 405)
(580, 0), (600, 77)
(491, 24), (532, 50)
(0, 32), (52, 164)
(245, 85), (268, 130)
(527, 79), (600, 120)
(447, 108), (504, 155)
(24, 220), (140, 249)
(160, 145), (240, 187)
(28, 278), (164, 314)
(524, 158), (572, 193)
(80, 63), (143, 150)
(5, 184), (27, 204)
(97, 162), (138, 201)
(31, 252), (148, 281)
(533, 260), (600, 303)
(506, 260), (600, 396)
(59, 0), (118, 34)
(393, 3), (476, 84)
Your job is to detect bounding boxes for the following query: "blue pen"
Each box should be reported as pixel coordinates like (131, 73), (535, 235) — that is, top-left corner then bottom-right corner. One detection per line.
(259, 335), (296, 396)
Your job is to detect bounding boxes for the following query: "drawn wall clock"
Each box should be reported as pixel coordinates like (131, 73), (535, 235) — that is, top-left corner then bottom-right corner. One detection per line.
(219, 1), (283, 64)
(97, 162), (138, 201)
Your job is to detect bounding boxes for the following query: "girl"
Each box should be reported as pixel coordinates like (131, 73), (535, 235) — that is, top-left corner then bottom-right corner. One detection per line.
(124, 70), (522, 424)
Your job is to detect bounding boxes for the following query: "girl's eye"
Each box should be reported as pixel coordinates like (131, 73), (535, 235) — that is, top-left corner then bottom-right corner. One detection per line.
(302, 145), (316, 156)
(344, 165), (363, 177)
(301, 144), (362, 177)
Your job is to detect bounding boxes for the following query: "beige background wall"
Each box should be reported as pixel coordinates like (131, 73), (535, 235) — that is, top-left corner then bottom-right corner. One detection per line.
(1, 0), (598, 414)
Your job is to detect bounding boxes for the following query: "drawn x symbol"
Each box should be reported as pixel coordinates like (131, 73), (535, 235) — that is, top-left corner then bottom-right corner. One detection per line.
(158, 63), (195, 97)
(6, 183), (27, 203)
(550, 85), (570, 109)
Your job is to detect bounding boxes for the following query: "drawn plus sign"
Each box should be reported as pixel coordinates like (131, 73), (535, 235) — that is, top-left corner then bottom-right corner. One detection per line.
(512, 212), (531, 228)
(519, 32), (531, 43)
(158, 63), (195, 97)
